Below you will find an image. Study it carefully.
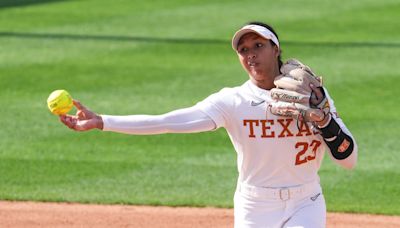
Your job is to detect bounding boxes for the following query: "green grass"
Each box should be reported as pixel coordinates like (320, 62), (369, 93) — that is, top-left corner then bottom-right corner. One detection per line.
(0, 0), (399, 215)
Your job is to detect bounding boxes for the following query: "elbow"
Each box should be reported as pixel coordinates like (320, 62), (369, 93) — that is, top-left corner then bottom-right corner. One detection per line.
(343, 159), (356, 170)
(157, 115), (174, 134)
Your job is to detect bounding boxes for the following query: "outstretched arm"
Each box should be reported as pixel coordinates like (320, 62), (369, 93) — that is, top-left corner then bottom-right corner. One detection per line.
(59, 100), (216, 134)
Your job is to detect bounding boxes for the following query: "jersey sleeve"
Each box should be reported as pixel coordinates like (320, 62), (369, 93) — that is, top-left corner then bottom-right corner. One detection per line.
(195, 88), (236, 129)
(320, 88), (358, 169)
(101, 105), (216, 135)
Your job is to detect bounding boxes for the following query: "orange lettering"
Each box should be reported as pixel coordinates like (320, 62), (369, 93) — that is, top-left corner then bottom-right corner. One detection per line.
(338, 139), (350, 152)
(307, 140), (321, 161)
(277, 119), (294, 138)
(295, 142), (308, 165)
(243, 120), (259, 138)
(260, 120), (275, 138)
(295, 140), (322, 166)
(296, 121), (313, 137)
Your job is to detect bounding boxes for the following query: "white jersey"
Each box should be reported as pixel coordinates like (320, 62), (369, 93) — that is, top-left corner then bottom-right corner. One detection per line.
(102, 79), (357, 189)
(196, 80), (355, 188)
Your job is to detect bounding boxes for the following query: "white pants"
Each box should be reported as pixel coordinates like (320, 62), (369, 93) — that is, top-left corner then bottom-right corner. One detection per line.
(234, 181), (326, 228)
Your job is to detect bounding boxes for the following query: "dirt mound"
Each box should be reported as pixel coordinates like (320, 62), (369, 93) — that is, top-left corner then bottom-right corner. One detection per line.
(1, 201), (399, 227)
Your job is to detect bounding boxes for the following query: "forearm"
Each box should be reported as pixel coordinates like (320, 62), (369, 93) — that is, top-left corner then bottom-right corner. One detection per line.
(100, 106), (216, 135)
(318, 113), (358, 169)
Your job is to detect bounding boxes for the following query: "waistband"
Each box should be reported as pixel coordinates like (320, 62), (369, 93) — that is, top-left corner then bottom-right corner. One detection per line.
(236, 180), (321, 201)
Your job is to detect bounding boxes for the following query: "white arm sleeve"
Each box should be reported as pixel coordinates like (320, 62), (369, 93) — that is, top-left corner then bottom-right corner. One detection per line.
(100, 106), (217, 135)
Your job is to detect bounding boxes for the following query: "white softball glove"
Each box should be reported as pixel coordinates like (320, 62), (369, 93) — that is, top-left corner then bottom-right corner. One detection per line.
(269, 58), (330, 123)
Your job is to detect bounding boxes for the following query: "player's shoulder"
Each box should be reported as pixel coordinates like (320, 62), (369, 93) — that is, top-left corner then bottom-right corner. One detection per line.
(207, 83), (243, 99)
(217, 81), (250, 95)
(217, 86), (241, 96)
(198, 83), (244, 107)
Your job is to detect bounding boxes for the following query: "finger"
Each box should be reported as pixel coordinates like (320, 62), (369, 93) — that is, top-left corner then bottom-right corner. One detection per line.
(59, 115), (68, 125)
(310, 84), (323, 98)
(75, 120), (90, 131)
(59, 115), (77, 130)
(310, 84), (323, 104)
(310, 95), (321, 106)
(73, 100), (87, 111)
(59, 114), (66, 121)
(73, 99), (96, 119)
(67, 118), (78, 130)
(63, 114), (76, 121)
(77, 110), (86, 120)
(59, 115), (72, 125)
(309, 109), (324, 122)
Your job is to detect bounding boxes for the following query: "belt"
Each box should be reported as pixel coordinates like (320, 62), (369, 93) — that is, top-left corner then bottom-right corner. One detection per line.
(237, 180), (320, 201)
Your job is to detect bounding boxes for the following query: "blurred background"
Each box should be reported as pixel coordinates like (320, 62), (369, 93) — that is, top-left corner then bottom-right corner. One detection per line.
(0, 0), (399, 215)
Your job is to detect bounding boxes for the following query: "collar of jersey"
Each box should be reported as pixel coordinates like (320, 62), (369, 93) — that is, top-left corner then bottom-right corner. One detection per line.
(246, 80), (272, 101)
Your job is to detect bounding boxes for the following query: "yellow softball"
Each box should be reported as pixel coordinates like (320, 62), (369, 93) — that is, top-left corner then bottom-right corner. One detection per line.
(47, 90), (73, 115)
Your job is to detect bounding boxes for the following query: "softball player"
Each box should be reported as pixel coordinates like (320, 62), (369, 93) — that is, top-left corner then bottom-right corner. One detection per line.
(60, 22), (358, 228)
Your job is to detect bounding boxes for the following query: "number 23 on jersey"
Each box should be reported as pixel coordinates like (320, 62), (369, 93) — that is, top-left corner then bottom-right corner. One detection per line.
(295, 140), (321, 165)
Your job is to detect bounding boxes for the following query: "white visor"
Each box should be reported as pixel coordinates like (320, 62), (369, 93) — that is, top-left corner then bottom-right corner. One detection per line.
(232, 24), (280, 51)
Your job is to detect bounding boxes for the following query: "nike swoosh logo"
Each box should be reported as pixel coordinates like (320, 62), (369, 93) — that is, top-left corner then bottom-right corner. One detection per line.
(310, 193), (321, 201)
(251, 100), (265, 106)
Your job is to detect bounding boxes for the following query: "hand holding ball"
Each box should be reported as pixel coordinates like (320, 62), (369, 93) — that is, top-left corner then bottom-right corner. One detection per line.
(47, 90), (73, 115)
(47, 92), (104, 131)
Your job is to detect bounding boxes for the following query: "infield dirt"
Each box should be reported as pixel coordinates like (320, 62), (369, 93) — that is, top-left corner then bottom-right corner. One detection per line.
(1, 201), (399, 228)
